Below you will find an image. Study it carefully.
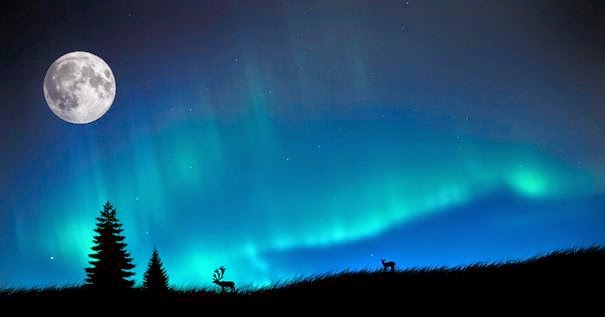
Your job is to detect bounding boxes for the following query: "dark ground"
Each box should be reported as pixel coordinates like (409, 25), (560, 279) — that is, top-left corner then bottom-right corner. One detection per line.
(1, 247), (603, 307)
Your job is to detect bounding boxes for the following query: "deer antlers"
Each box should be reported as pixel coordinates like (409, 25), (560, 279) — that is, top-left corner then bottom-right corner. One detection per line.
(212, 266), (226, 282)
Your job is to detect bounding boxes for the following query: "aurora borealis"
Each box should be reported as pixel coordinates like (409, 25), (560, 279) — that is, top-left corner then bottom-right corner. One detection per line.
(1, 1), (605, 288)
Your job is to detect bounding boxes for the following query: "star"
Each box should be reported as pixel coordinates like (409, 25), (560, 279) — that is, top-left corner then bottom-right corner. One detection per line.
(234, 57), (239, 63)
(50, 256), (54, 260)
(135, 197), (139, 201)
(285, 157), (290, 161)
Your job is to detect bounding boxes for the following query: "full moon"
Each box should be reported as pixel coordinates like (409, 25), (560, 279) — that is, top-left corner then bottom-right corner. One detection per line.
(43, 51), (116, 124)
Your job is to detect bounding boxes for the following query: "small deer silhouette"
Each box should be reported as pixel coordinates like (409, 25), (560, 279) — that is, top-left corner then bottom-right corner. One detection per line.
(381, 259), (396, 272)
(212, 266), (235, 292)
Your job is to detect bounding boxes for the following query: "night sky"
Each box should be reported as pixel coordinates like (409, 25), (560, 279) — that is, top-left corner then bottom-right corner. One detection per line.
(1, 0), (604, 288)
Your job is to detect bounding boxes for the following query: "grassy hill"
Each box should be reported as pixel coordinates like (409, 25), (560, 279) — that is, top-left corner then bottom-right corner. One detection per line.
(2, 247), (603, 306)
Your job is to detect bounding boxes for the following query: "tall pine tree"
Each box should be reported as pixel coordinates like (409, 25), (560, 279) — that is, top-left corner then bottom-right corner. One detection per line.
(143, 247), (170, 293)
(85, 201), (135, 289)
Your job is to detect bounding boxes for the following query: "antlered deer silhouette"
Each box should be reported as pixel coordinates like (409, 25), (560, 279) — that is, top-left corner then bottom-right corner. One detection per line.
(212, 266), (235, 292)
(381, 259), (396, 272)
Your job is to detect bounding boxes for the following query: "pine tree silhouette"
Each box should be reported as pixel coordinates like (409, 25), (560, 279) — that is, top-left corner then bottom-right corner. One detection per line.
(143, 247), (169, 294)
(85, 201), (135, 290)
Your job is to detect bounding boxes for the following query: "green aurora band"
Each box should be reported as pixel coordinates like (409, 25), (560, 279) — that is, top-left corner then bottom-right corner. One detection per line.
(16, 107), (597, 287)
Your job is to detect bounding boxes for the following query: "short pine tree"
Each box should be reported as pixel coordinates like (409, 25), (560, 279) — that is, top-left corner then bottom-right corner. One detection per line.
(143, 247), (170, 293)
(85, 201), (135, 289)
